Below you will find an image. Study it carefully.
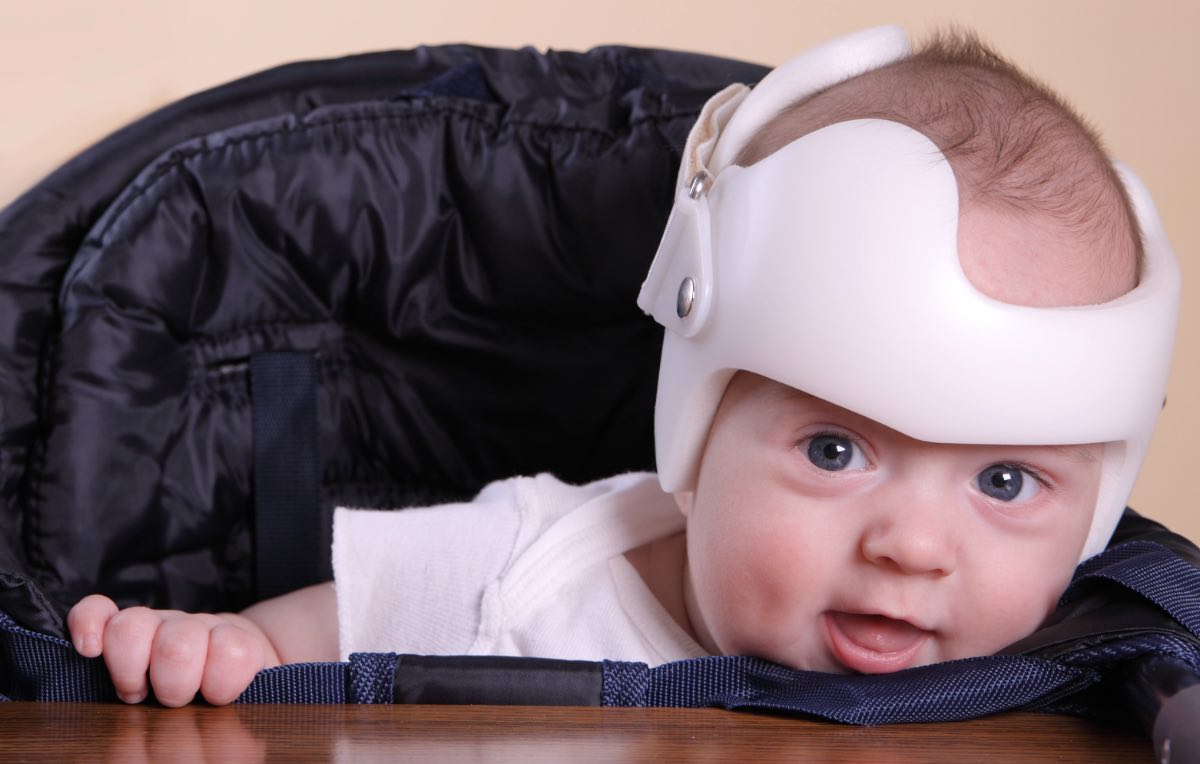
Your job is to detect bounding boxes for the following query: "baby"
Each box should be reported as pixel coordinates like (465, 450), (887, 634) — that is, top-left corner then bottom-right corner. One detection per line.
(65, 27), (1178, 706)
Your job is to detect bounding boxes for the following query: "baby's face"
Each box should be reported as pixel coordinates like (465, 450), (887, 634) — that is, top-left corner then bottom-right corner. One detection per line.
(679, 372), (1101, 674)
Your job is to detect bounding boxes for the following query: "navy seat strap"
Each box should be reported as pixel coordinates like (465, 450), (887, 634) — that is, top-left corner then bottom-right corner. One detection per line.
(250, 352), (326, 601)
(1067, 540), (1200, 637)
(602, 654), (1099, 722)
(0, 611), (118, 702)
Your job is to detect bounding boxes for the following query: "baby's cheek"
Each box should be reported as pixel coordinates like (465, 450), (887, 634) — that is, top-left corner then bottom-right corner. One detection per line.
(957, 562), (1068, 655)
(741, 532), (814, 607)
(699, 522), (815, 648)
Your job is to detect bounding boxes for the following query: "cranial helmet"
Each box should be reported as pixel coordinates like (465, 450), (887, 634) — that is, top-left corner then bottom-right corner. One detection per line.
(637, 26), (1180, 561)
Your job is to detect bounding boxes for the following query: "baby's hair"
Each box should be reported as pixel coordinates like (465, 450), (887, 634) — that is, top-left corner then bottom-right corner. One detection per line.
(735, 29), (1142, 285)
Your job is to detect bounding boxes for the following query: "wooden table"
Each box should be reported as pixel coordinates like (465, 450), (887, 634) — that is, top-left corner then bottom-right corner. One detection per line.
(1, 703), (1153, 762)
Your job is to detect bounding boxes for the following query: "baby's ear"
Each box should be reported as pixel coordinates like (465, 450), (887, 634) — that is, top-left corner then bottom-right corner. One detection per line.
(673, 491), (695, 518)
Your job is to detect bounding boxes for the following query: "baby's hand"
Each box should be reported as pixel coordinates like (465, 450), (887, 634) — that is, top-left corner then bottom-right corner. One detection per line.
(67, 594), (280, 707)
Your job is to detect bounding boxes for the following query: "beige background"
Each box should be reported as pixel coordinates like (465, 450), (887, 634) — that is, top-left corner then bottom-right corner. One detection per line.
(2, 1), (1198, 542)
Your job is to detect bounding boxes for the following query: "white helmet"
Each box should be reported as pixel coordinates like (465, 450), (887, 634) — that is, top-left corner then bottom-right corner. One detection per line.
(637, 26), (1180, 561)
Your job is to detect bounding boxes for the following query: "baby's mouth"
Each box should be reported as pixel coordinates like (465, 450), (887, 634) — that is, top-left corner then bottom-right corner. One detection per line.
(824, 611), (932, 674)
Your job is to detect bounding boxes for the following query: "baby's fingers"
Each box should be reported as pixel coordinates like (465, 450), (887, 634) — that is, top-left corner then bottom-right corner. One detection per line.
(102, 607), (163, 704)
(148, 618), (212, 708)
(199, 622), (268, 705)
(67, 594), (120, 658)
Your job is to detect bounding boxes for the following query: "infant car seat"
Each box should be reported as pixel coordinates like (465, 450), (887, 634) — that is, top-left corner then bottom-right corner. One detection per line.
(0, 44), (1196, 758)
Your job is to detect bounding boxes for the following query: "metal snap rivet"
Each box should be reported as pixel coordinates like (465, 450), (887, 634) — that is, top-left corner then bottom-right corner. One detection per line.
(677, 277), (696, 319)
(688, 171), (710, 200)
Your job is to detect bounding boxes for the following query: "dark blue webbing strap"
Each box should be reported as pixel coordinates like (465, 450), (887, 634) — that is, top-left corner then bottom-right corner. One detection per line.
(235, 654), (406, 704)
(601, 655), (1096, 721)
(250, 352), (325, 601)
(1067, 540), (1200, 636)
(0, 611), (117, 702)
(235, 662), (349, 704)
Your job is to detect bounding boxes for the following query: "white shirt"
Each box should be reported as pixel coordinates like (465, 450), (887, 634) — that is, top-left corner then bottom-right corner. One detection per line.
(332, 472), (708, 665)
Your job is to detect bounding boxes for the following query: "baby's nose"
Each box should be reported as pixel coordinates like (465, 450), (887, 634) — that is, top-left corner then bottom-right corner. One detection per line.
(859, 502), (959, 577)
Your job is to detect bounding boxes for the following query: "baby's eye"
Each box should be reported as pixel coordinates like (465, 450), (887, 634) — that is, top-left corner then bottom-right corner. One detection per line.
(977, 464), (1040, 502)
(806, 434), (868, 472)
